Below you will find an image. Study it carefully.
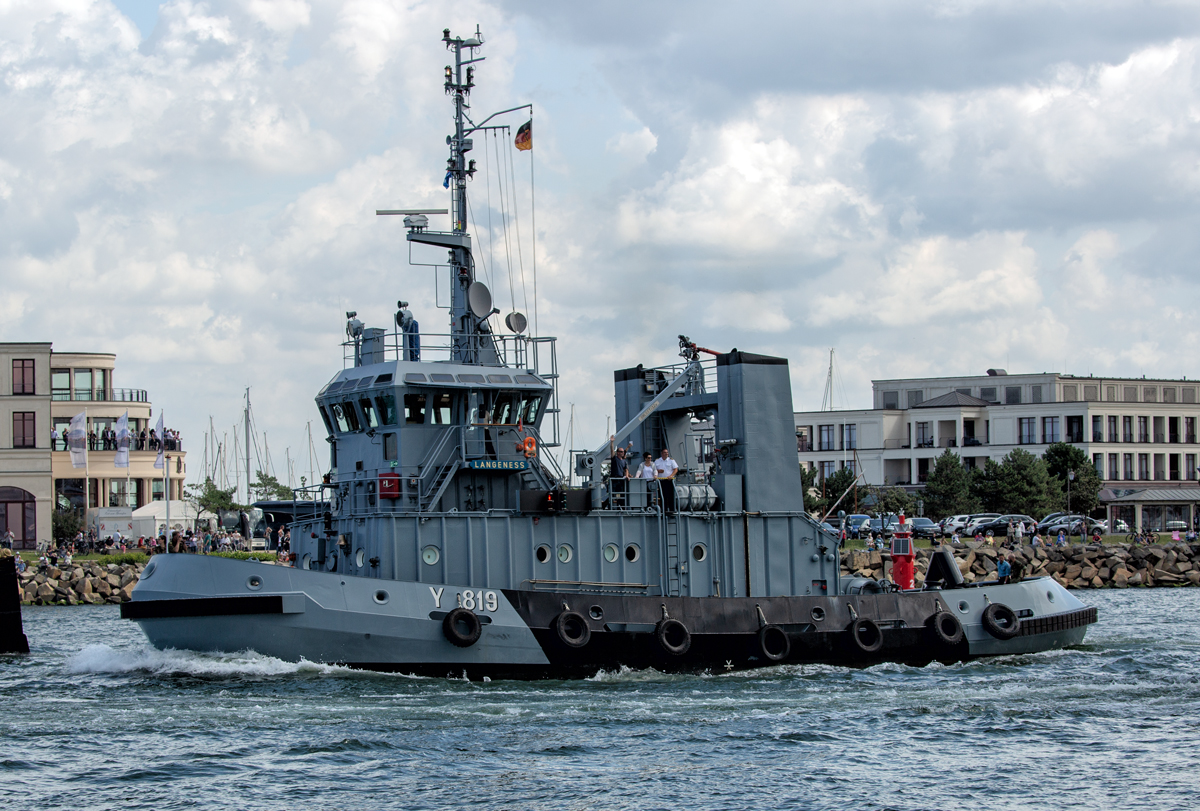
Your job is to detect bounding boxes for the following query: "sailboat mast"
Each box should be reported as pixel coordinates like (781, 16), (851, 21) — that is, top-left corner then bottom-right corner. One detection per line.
(244, 388), (251, 504)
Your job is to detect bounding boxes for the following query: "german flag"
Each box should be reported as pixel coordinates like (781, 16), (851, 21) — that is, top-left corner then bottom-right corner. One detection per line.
(515, 120), (532, 151)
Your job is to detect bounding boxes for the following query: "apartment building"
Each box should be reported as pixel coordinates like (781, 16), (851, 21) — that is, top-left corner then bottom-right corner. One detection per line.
(796, 370), (1200, 494)
(0, 343), (186, 550)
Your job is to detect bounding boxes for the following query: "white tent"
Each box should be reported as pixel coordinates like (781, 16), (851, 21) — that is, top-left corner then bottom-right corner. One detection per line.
(132, 500), (203, 535)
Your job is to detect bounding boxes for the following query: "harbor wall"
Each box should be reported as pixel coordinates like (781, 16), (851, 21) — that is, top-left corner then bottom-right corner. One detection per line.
(13, 541), (1200, 605)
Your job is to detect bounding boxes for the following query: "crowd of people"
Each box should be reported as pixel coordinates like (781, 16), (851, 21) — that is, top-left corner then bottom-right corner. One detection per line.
(608, 440), (680, 510)
(49, 427), (182, 452)
(26, 525), (292, 563)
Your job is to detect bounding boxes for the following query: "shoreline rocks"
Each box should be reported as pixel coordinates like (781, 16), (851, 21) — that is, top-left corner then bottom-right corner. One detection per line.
(841, 541), (1200, 589)
(17, 561), (143, 606)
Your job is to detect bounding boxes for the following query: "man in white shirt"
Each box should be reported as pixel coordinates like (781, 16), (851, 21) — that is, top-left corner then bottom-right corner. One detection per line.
(654, 448), (679, 512)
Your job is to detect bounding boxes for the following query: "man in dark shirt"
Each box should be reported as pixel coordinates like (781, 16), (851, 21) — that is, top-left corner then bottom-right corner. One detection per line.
(609, 441), (631, 507)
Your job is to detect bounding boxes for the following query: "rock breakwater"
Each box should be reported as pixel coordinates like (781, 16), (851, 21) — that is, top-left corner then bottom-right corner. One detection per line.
(18, 561), (143, 605)
(842, 541), (1200, 589)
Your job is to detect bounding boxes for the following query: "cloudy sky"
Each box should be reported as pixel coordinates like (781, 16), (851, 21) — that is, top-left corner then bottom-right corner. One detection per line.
(4, 0), (1200, 494)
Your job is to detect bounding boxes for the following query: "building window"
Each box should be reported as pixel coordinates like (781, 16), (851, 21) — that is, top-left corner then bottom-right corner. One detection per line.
(796, 427), (811, 453)
(96, 369), (109, 401)
(1164, 387), (1177, 403)
(12, 412), (35, 448)
(0, 486), (37, 549)
(1066, 415), (1083, 443)
(819, 460), (836, 481)
(844, 459), (857, 475)
(842, 424), (857, 450)
(1031, 385), (1043, 404)
(1093, 454), (1103, 476)
(1005, 386), (1021, 404)
(980, 387), (998, 403)
(818, 424), (835, 451)
(1108, 416), (1118, 443)
(151, 479), (165, 501)
(1063, 384), (1077, 402)
(881, 391), (899, 409)
(1187, 454), (1197, 481)
(1108, 453), (1118, 481)
(1123, 453), (1134, 481)
(1123, 416), (1133, 443)
(1138, 453), (1149, 480)
(1154, 454), (1165, 481)
(1187, 417), (1197, 444)
(12, 360), (34, 395)
(915, 422), (933, 448)
(1018, 418), (1036, 444)
(73, 369), (93, 401)
(1138, 416), (1149, 443)
(1143, 387), (1157, 403)
(1169, 417), (1180, 444)
(1153, 416), (1165, 443)
(1042, 417), (1059, 444)
(907, 390), (924, 408)
(1092, 415), (1103, 442)
(51, 368), (70, 400)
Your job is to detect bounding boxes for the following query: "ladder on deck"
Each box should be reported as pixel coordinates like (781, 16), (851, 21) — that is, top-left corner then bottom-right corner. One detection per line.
(664, 513), (681, 595)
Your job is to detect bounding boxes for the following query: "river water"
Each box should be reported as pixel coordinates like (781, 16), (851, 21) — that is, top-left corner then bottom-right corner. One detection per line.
(2, 589), (1198, 811)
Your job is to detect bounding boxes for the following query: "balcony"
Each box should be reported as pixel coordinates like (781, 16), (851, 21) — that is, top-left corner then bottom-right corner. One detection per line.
(51, 388), (149, 403)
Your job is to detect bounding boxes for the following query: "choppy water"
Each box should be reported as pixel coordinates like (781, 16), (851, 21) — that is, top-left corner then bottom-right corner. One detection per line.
(2, 590), (1198, 811)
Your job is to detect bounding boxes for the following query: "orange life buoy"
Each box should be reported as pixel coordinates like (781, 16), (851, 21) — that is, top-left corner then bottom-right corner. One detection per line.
(523, 436), (537, 457)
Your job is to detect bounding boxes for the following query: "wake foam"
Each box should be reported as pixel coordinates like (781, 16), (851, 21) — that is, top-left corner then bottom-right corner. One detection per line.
(66, 643), (355, 679)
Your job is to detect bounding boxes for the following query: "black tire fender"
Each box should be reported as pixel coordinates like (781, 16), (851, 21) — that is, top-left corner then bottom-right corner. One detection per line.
(656, 618), (691, 656)
(442, 607), (483, 647)
(850, 617), (884, 654)
(757, 624), (790, 662)
(981, 603), (1021, 640)
(929, 611), (965, 646)
(553, 610), (591, 649)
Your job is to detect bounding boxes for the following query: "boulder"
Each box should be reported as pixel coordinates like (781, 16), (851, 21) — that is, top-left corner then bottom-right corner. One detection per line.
(36, 583), (54, 600)
(94, 579), (112, 597)
(118, 583), (135, 601)
(1127, 571), (1144, 586)
(1081, 566), (1098, 581)
(868, 550), (882, 567)
(119, 571), (137, 588)
(105, 573), (121, 588)
(1064, 564), (1083, 581)
(1072, 577), (1089, 589)
(1186, 571), (1200, 586)
(1113, 571), (1129, 588)
(75, 578), (92, 596)
(1090, 575), (1104, 588)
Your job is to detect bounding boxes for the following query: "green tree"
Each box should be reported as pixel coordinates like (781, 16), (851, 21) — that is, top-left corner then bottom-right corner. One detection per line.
(923, 449), (977, 519)
(52, 509), (83, 543)
(800, 464), (822, 515)
(821, 467), (868, 517)
(988, 448), (1059, 518)
(872, 486), (914, 519)
(187, 477), (241, 514)
(1042, 442), (1101, 515)
(250, 470), (293, 502)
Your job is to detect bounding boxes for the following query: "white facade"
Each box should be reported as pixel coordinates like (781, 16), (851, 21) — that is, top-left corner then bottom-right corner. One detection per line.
(796, 372), (1200, 490)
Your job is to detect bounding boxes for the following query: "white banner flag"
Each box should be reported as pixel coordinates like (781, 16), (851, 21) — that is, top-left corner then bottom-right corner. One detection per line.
(114, 411), (130, 469)
(68, 412), (88, 469)
(154, 412), (165, 469)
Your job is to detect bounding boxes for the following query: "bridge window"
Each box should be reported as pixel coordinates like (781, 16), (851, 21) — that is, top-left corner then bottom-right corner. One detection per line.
(359, 398), (379, 429)
(522, 395), (543, 424)
(404, 393), (427, 424)
(375, 393), (397, 425)
(432, 392), (453, 425)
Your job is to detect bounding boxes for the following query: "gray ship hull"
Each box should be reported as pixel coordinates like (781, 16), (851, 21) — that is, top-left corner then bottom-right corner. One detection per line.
(124, 554), (1095, 678)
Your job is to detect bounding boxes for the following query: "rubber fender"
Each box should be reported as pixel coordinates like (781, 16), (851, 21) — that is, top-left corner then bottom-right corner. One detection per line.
(442, 607), (483, 647)
(981, 603), (1021, 640)
(850, 617), (884, 654)
(757, 624), (790, 662)
(656, 618), (691, 656)
(929, 611), (965, 646)
(553, 610), (591, 649)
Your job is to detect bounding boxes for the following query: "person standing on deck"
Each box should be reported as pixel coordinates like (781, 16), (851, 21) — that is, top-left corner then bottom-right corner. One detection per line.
(655, 448), (679, 513)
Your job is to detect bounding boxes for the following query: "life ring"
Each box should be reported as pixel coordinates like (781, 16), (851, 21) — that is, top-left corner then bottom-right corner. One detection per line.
(981, 603), (1021, 640)
(929, 611), (965, 646)
(442, 607), (482, 647)
(849, 617), (884, 654)
(656, 618), (691, 656)
(523, 436), (537, 458)
(757, 624), (790, 662)
(554, 610), (591, 649)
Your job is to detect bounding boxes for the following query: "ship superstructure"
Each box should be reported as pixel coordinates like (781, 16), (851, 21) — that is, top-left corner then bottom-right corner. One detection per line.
(123, 28), (1097, 677)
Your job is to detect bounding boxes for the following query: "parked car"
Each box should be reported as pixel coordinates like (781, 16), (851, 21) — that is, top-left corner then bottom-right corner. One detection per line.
(962, 513), (1002, 534)
(941, 514), (973, 535)
(844, 514), (872, 538)
(906, 517), (940, 540)
(819, 522), (840, 538)
(973, 514), (1036, 537)
(1041, 515), (1103, 536)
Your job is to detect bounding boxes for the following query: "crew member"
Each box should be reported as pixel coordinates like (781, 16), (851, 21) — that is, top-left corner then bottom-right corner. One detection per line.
(655, 448), (679, 512)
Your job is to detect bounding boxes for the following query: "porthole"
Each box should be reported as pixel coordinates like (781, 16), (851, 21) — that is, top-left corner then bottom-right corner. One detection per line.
(958, 600), (970, 614)
(246, 575), (263, 591)
(355, 548), (366, 568)
(1047, 591), (1055, 603)
(603, 544), (619, 563)
(557, 544), (574, 563)
(811, 606), (825, 622)
(625, 544), (640, 562)
(141, 561), (156, 580)
(692, 544), (707, 562)
(301, 554), (311, 570)
(589, 605), (604, 620)
(327, 555), (338, 572)
(422, 545), (441, 565)
(535, 544), (551, 564)
(373, 590), (390, 605)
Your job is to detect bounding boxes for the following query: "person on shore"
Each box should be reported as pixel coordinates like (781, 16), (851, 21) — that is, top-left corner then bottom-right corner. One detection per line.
(951, 530), (961, 545)
(996, 555), (1012, 584)
(1009, 552), (1025, 582)
(1, 529), (13, 550)
(654, 448), (679, 512)
(1057, 530), (1067, 547)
